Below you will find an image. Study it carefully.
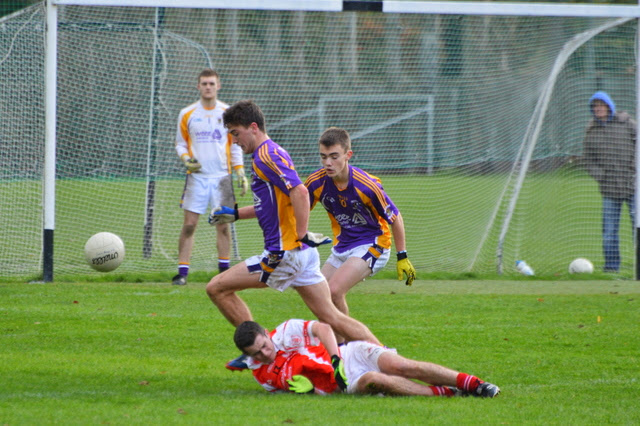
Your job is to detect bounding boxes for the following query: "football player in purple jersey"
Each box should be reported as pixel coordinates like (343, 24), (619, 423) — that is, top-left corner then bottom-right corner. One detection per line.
(206, 101), (381, 370)
(305, 127), (416, 339)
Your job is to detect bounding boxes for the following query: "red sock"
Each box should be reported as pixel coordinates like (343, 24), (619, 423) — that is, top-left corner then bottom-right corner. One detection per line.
(456, 373), (482, 392)
(429, 386), (455, 397)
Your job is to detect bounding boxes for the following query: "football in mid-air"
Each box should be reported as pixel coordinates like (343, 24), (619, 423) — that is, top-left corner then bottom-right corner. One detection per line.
(568, 257), (594, 274)
(84, 232), (125, 272)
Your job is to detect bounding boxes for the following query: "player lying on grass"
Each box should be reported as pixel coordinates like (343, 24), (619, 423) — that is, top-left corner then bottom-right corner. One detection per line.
(233, 319), (500, 398)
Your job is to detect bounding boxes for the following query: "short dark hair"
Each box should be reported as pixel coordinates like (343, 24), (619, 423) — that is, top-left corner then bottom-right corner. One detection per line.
(234, 321), (266, 353)
(319, 127), (351, 152)
(223, 100), (266, 132)
(198, 68), (219, 82)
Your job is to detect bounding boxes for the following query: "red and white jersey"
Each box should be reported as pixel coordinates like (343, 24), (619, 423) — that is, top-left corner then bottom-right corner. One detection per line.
(247, 319), (338, 394)
(175, 99), (244, 178)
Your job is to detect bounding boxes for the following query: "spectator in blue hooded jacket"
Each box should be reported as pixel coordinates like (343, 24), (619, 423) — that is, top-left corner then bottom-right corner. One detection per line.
(583, 91), (637, 272)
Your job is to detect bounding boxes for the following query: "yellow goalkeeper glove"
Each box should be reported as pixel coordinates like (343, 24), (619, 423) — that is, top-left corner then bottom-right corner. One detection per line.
(235, 167), (249, 196)
(331, 355), (348, 391)
(182, 155), (201, 173)
(396, 251), (416, 286)
(286, 375), (314, 394)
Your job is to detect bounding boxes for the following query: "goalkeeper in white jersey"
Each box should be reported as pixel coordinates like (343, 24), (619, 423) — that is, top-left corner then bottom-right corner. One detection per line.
(173, 69), (248, 285)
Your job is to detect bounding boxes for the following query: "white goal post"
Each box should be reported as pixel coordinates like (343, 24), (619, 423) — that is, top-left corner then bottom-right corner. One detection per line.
(51, 0), (640, 17)
(3, 0), (639, 280)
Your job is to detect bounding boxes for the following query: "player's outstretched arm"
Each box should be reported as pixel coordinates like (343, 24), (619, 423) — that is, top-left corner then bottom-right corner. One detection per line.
(237, 205), (256, 219)
(290, 184), (311, 240)
(289, 184), (331, 247)
(209, 204), (238, 225)
(208, 205), (257, 225)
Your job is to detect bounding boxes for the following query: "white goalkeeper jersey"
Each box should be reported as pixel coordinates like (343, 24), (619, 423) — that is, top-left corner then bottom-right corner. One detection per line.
(175, 99), (244, 178)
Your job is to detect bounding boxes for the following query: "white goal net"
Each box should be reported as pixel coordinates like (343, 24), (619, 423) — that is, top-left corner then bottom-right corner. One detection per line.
(0, 1), (637, 278)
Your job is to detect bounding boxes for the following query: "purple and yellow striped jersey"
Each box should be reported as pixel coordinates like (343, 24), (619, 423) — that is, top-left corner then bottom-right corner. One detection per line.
(305, 165), (398, 253)
(252, 139), (304, 252)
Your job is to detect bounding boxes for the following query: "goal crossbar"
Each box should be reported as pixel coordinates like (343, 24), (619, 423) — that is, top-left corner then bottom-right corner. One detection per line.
(51, 0), (640, 18)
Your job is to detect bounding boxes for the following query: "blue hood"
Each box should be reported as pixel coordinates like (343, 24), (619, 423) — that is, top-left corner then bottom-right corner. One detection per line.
(589, 90), (616, 124)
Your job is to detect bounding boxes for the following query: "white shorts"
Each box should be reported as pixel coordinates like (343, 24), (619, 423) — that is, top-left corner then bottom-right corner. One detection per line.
(340, 341), (397, 394)
(325, 243), (390, 276)
(180, 174), (228, 215)
(245, 247), (325, 292)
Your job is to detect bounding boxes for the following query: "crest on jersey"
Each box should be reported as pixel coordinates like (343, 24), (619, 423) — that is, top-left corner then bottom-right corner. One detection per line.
(279, 174), (292, 188)
(384, 205), (394, 219)
(320, 194), (335, 211)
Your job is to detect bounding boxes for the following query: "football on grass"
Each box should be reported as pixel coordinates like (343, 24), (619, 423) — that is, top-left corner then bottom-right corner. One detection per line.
(569, 258), (593, 274)
(84, 232), (125, 272)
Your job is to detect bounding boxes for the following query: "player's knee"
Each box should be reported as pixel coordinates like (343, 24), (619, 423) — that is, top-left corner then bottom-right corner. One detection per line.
(358, 372), (388, 394)
(205, 276), (224, 299)
(329, 290), (343, 306)
(182, 223), (197, 237)
(205, 280), (216, 298)
(206, 273), (238, 300)
(328, 282), (346, 300)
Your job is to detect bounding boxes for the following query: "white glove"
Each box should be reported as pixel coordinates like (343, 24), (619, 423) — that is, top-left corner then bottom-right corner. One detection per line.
(235, 167), (249, 196)
(298, 232), (332, 247)
(209, 204), (238, 225)
(182, 155), (201, 173)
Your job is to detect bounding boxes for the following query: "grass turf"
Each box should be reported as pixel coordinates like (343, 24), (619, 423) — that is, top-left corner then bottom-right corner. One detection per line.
(3, 168), (637, 279)
(1, 279), (638, 424)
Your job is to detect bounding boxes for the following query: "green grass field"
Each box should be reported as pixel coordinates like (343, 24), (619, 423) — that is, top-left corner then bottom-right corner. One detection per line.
(2, 279), (638, 424)
(2, 167), (636, 280)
